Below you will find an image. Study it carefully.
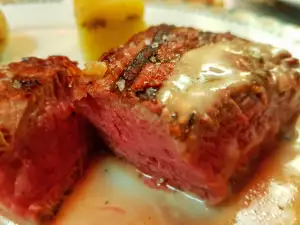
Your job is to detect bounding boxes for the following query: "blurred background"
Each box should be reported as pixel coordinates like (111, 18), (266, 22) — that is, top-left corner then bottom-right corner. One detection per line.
(0, 0), (300, 26)
(145, 0), (300, 26)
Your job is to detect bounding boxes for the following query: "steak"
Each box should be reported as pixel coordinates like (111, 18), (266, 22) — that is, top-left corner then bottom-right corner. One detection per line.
(0, 56), (95, 224)
(76, 25), (300, 204)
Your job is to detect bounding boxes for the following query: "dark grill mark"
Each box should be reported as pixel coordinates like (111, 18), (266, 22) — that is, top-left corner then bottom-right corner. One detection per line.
(136, 87), (158, 100)
(188, 112), (196, 128)
(126, 14), (140, 20)
(14, 78), (41, 90)
(21, 57), (30, 61)
(0, 127), (12, 146)
(120, 25), (175, 90)
(181, 112), (197, 138)
(20, 79), (41, 88)
(82, 19), (107, 29)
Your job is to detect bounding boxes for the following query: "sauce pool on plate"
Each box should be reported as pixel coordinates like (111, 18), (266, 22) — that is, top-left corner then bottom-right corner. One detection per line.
(53, 120), (300, 225)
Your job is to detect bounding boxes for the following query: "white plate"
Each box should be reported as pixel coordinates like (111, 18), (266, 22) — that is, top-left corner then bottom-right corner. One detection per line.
(2, 2), (300, 225)
(2, 0), (300, 65)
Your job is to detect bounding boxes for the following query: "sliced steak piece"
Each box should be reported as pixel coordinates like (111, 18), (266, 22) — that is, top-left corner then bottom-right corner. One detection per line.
(76, 25), (300, 204)
(0, 56), (95, 224)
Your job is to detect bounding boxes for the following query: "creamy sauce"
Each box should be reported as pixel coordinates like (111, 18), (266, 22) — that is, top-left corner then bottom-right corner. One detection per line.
(157, 39), (288, 122)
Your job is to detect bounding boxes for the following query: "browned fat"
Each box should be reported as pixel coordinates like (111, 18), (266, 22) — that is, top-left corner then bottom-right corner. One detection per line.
(157, 39), (288, 123)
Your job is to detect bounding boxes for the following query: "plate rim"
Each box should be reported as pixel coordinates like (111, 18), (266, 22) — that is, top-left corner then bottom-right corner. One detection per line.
(2, 1), (300, 57)
(2, 1), (300, 31)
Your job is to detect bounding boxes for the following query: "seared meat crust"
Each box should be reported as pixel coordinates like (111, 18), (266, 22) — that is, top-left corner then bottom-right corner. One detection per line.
(78, 25), (300, 204)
